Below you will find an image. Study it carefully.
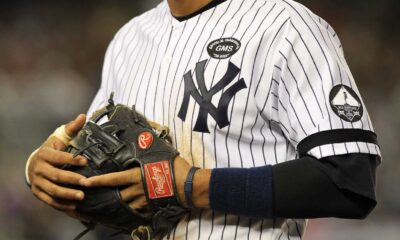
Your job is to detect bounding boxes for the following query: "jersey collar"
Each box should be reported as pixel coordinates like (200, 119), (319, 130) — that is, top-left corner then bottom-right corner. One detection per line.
(165, 0), (230, 27)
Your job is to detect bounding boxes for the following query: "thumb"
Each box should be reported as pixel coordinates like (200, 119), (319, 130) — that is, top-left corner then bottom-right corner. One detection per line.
(65, 114), (86, 138)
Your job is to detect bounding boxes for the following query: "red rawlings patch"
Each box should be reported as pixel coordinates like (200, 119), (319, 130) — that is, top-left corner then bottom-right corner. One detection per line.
(138, 132), (153, 150)
(144, 161), (174, 199)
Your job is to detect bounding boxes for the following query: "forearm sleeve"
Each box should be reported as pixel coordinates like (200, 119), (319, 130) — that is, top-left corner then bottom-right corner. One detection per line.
(273, 153), (378, 219)
(209, 153), (378, 219)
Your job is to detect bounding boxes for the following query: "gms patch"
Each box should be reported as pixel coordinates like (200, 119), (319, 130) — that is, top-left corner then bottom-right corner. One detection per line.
(207, 38), (241, 59)
(329, 85), (363, 122)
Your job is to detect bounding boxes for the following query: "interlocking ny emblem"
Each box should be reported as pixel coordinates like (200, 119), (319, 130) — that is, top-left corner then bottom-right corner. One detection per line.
(178, 60), (247, 133)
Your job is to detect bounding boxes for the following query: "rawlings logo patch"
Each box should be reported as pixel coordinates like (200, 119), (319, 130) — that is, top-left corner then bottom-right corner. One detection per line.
(138, 132), (153, 149)
(144, 161), (174, 199)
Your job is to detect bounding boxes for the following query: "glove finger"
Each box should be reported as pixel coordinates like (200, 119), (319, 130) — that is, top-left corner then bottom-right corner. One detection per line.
(39, 146), (87, 166)
(39, 164), (87, 186)
(36, 176), (85, 201)
(32, 185), (77, 211)
(120, 184), (145, 202)
(82, 168), (140, 187)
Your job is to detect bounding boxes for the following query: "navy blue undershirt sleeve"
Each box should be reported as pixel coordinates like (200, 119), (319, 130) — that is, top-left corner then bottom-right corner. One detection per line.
(209, 153), (378, 219)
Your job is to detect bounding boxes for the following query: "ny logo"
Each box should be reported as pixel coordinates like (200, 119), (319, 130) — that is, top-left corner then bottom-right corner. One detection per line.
(178, 60), (247, 133)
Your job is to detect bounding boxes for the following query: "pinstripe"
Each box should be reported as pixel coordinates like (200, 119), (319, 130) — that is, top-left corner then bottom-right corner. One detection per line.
(259, 121), (268, 165)
(104, 28), (122, 97)
(119, 12), (159, 101)
(207, 211), (216, 240)
(344, 66), (362, 153)
(294, 221), (302, 239)
(336, 62), (350, 154)
(198, 210), (204, 240)
(152, 26), (173, 119)
(256, 18), (290, 111)
(247, 218), (252, 240)
(325, 24), (345, 66)
(278, 50), (317, 127)
(113, 19), (141, 93)
(249, 114), (261, 166)
(133, 10), (169, 106)
(269, 121), (279, 163)
(278, 99), (299, 135)
(278, 230), (284, 240)
(221, 213), (228, 240)
(185, 212), (192, 240)
(144, 20), (172, 117)
(277, 72), (308, 135)
(162, 19), (192, 126)
(234, 216), (240, 240)
(287, 22), (333, 126)
(283, 38), (324, 118)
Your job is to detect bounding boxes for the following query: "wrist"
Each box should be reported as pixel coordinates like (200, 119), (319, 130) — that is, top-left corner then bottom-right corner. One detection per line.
(173, 156), (211, 209)
(192, 169), (211, 209)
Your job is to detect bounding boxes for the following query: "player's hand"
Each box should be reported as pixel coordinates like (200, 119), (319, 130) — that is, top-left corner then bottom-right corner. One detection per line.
(80, 156), (192, 209)
(28, 114), (88, 211)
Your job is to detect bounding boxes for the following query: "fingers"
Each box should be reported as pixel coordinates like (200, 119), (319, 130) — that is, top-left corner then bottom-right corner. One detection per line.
(120, 184), (145, 202)
(35, 191), (76, 211)
(81, 168), (141, 187)
(51, 137), (68, 151)
(65, 114), (86, 137)
(35, 176), (85, 201)
(31, 185), (77, 211)
(36, 163), (87, 186)
(127, 195), (148, 210)
(38, 146), (87, 166)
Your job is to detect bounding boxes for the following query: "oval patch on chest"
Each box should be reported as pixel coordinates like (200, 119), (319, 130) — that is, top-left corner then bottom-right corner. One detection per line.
(207, 38), (241, 59)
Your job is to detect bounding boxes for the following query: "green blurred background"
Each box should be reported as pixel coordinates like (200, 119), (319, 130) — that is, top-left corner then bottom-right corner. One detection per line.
(0, 0), (399, 239)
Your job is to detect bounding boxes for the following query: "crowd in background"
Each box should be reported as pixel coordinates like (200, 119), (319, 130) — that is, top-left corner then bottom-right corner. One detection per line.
(0, 0), (399, 239)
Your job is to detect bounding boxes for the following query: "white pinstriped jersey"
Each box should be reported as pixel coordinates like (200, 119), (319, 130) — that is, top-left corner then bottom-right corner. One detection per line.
(87, 0), (381, 239)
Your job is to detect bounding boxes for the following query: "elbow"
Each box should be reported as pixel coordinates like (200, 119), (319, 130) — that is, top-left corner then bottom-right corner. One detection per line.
(342, 193), (377, 219)
(351, 199), (377, 219)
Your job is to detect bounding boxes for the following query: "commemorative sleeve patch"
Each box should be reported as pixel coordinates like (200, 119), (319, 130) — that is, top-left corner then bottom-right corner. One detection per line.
(144, 161), (175, 199)
(329, 84), (363, 122)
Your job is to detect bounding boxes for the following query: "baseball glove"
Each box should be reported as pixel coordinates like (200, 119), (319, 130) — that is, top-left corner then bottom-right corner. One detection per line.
(64, 94), (188, 240)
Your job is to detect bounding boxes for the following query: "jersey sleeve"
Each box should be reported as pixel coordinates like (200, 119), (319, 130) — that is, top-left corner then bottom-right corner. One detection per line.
(264, 18), (381, 159)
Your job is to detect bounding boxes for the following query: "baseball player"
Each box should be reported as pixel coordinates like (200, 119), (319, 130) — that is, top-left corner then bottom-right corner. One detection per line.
(26, 0), (381, 239)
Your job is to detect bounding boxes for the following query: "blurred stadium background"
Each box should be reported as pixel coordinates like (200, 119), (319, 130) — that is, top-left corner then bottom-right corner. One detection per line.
(0, 0), (399, 239)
